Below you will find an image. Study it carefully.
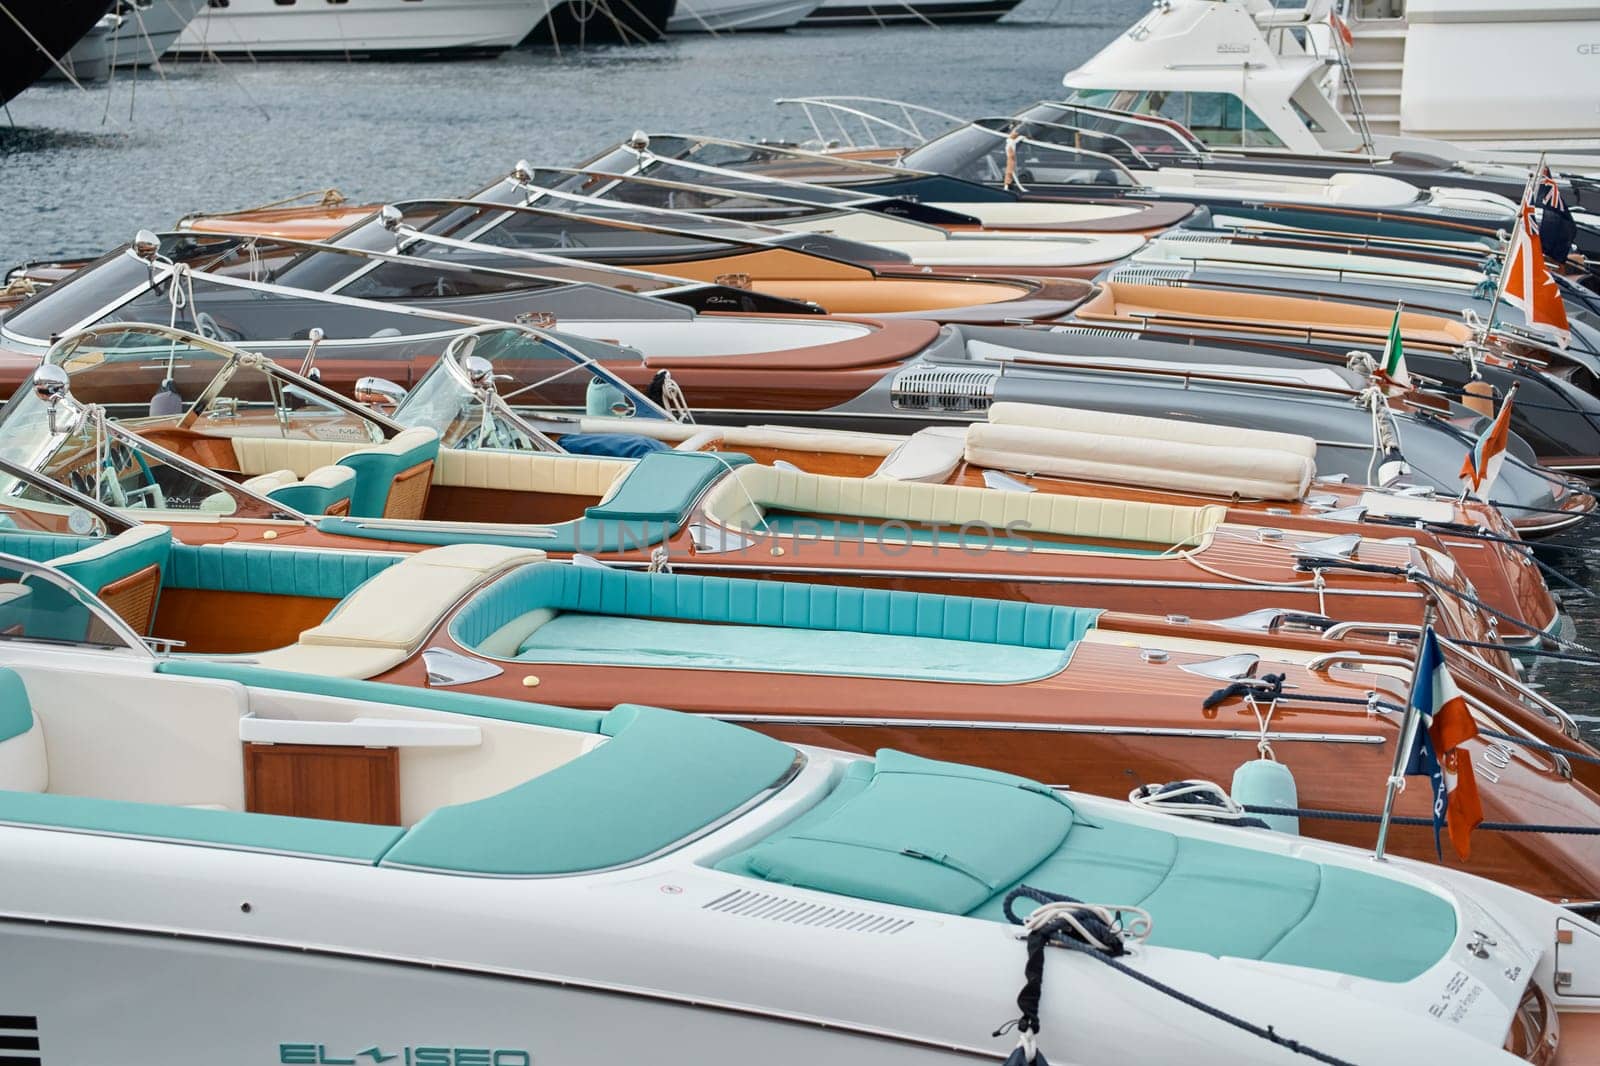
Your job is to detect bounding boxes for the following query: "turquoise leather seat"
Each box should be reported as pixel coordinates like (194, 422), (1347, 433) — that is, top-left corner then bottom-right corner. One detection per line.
(0, 527), (173, 638)
(266, 465), (357, 517)
(338, 427), (440, 518)
(381, 704), (797, 876)
(451, 562), (1100, 654)
(718, 750), (1459, 984)
(165, 542), (400, 600)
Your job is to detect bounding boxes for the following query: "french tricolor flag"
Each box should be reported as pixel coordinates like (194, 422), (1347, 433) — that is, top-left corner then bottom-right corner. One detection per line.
(1459, 386), (1515, 500)
(1403, 628), (1483, 860)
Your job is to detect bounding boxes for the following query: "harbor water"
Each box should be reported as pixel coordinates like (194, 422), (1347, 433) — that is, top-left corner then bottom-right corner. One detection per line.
(2, 0), (1598, 726)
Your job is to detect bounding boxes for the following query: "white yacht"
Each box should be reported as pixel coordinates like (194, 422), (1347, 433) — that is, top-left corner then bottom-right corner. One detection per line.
(1061, 0), (1600, 171)
(170, 0), (546, 57)
(666, 0), (823, 32)
(0, 548), (1597, 1063)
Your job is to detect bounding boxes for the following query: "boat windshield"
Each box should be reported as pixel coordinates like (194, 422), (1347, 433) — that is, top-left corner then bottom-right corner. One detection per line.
(581, 134), (909, 189)
(1012, 102), (1208, 157)
(0, 329), (323, 519)
(516, 166), (831, 222)
(900, 121), (1140, 187)
(395, 327), (668, 440)
(0, 554), (148, 654)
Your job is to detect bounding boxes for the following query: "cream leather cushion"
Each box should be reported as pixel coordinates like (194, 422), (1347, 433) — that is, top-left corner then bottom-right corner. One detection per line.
(242, 469), (299, 494)
(299, 545), (548, 651)
(872, 428), (968, 483)
(705, 464), (1224, 546)
(300, 464), (357, 491)
(987, 403), (1318, 460)
(966, 423), (1315, 502)
(231, 436), (366, 477)
(248, 643), (410, 680)
(433, 448), (632, 496)
(0, 719), (46, 793)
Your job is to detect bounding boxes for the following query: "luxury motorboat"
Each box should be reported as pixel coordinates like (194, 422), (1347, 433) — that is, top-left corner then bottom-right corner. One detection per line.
(0, 319), (1564, 660)
(4, 591), (1597, 1061)
(666, 0), (822, 32)
(0, 488), (1593, 900)
(169, 0), (549, 57)
(2, 243), (1582, 531)
(49, 0), (204, 77)
(3, 320), (1583, 718)
(578, 131), (1564, 253)
(0, 0), (115, 104)
(1061, 0), (1600, 174)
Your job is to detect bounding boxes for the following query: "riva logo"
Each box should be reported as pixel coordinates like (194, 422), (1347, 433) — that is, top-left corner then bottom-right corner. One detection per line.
(279, 1046), (532, 1065)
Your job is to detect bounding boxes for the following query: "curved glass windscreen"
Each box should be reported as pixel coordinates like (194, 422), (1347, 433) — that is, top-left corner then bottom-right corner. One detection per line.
(0, 556), (144, 651)
(900, 121), (1139, 187)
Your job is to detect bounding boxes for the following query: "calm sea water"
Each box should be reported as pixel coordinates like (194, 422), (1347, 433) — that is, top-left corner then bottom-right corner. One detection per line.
(0, 0), (1137, 266)
(2, 0), (1598, 725)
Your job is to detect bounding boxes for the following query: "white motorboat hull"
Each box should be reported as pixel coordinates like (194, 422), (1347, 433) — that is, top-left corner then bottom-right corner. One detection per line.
(93, 0), (207, 67)
(1337, 0), (1600, 158)
(666, 0), (823, 32)
(170, 0), (545, 56)
(800, 0), (1020, 26)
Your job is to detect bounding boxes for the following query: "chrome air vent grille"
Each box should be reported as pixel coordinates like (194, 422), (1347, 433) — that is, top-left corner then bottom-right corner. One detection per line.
(1108, 265), (1190, 285)
(1159, 231), (1222, 243)
(703, 889), (916, 934)
(1442, 204), (1508, 220)
(889, 364), (996, 412)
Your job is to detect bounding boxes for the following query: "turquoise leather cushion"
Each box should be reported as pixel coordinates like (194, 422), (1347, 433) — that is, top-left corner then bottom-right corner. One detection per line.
(514, 614), (1072, 683)
(0, 531), (101, 563)
(154, 659), (605, 734)
(723, 750), (1074, 914)
(0, 789), (403, 863)
(315, 449), (747, 553)
(582, 450), (751, 526)
(0, 527), (172, 595)
(718, 750), (1457, 984)
(975, 817), (1458, 983)
(451, 562), (1100, 652)
(341, 434), (441, 518)
(165, 543), (401, 599)
(383, 704), (796, 875)
(269, 480), (355, 517)
(0, 668), (32, 743)
(52, 529), (172, 596)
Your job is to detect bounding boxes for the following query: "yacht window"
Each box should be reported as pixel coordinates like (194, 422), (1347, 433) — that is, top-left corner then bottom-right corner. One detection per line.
(1068, 90), (1284, 149)
(1288, 97), (1327, 134)
(1353, 0), (1404, 19)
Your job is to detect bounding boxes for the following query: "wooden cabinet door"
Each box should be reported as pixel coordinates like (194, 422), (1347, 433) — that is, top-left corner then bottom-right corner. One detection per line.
(245, 743), (401, 826)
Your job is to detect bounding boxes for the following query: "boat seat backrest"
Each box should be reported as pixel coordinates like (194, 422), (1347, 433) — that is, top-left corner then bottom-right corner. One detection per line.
(337, 427), (441, 519)
(48, 526), (173, 635)
(231, 436), (367, 478)
(432, 447), (633, 498)
(265, 464), (358, 517)
(966, 422), (1315, 502)
(450, 561), (1100, 654)
(0, 668), (46, 793)
(14, 665), (249, 809)
(241, 468), (298, 495)
(298, 543), (548, 651)
(986, 402), (1318, 460)
(165, 542), (402, 600)
(702, 464), (1225, 546)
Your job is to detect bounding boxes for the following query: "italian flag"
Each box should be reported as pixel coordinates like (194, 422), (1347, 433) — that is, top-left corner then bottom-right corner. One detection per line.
(1381, 306), (1410, 386)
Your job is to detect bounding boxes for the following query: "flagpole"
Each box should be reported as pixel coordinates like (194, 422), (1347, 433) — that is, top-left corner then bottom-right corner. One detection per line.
(1374, 604), (1436, 862)
(1482, 155), (1542, 343)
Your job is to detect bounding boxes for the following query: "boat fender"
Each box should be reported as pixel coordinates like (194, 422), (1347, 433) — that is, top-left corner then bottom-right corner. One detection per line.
(586, 377), (629, 418)
(149, 379), (183, 417)
(1230, 759), (1300, 835)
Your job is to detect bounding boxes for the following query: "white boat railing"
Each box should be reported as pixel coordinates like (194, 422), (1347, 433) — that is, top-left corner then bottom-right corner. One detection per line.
(774, 96), (966, 150)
